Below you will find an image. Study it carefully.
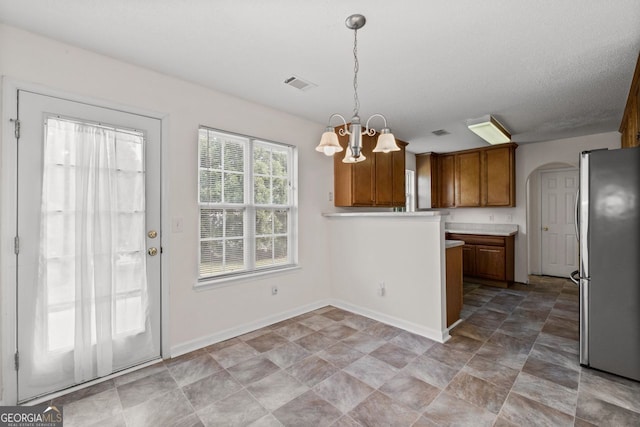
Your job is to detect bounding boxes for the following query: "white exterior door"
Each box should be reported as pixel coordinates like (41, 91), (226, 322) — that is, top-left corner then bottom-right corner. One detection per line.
(15, 90), (162, 402)
(540, 169), (579, 278)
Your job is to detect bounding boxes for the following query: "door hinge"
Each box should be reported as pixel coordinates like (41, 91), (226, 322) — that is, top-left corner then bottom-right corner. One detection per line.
(14, 351), (19, 371)
(10, 118), (20, 139)
(14, 236), (20, 255)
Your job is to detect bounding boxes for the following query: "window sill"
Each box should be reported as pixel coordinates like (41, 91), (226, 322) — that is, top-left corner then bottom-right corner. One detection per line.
(195, 264), (301, 290)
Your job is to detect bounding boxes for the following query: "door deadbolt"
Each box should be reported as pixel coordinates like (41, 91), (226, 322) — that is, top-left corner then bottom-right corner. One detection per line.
(148, 247), (158, 256)
(148, 230), (158, 239)
(543, 226), (549, 231)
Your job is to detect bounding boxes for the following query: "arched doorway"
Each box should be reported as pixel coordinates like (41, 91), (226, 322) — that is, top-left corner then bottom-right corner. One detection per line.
(526, 162), (578, 278)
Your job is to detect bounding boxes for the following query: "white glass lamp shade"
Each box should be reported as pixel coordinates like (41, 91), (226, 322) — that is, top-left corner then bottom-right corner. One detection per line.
(342, 145), (366, 163)
(316, 128), (343, 156)
(372, 128), (400, 153)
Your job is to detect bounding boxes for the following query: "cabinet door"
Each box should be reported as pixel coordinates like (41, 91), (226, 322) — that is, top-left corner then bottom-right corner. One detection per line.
(475, 245), (506, 280)
(621, 120), (633, 149)
(462, 244), (476, 276)
(621, 80), (640, 148)
(446, 246), (463, 327)
(636, 83), (640, 147)
(391, 147), (406, 206)
(416, 153), (438, 209)
(483, 146), (515, 206)
(439, 154), (456, 208)
(456, 151), (481, 207)
(374, 147), (393, 206)
(632, 83), (640, 148)
(352, 136), (375, 205)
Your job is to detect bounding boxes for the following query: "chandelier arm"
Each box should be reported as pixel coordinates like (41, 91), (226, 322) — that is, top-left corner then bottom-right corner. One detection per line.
(326, 113), (350, 136)
(365, 113), (390, 134)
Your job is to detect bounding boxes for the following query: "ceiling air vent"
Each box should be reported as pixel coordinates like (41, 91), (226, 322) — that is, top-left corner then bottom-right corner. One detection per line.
(432, 129), (450, 136)
(284, 75), (317, 91)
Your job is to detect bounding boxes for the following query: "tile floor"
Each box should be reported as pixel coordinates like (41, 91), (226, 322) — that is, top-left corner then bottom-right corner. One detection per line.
(49, 276), (640, 426)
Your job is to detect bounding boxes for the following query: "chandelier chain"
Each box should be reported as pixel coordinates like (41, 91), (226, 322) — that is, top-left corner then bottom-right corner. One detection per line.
(353, 28), (360, 118)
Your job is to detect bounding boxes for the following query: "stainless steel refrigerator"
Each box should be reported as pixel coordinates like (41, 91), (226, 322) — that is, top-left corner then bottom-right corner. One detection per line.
(571, 147), (640, 381)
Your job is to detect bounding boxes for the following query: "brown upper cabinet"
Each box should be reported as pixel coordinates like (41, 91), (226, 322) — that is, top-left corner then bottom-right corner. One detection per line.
(333, 130), (408, 207)
(415, 152), (455, 208)
(483, 145), (516, 206)
(438, 154), (456, 208)
(620, 53), (640, 148)
(416, 143), (517, 209)
(455, 150), (482, 207)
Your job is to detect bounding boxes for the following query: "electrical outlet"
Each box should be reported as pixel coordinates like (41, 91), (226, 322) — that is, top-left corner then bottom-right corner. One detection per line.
(506, 214), (513, 223)
(378, 282), (385, 296)
(489, 214), (494, 222)
(329, 192), (333, 201)
(271, 286), (278, 296)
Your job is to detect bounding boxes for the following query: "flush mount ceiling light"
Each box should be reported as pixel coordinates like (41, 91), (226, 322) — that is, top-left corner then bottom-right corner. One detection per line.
(466, 115), (511, 145)
(315, 14), (400, 163)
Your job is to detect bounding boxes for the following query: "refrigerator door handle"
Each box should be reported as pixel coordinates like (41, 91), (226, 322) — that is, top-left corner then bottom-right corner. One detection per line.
(570, 269), (589, 285)
(574, 189), (580, 242)
(570, 269), (580, 285)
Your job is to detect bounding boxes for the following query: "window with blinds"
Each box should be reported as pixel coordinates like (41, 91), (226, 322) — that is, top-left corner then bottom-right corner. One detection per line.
(198, 127), (297, 281)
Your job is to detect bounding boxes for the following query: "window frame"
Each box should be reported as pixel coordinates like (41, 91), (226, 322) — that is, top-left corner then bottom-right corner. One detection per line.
(197, 126), (298, 286)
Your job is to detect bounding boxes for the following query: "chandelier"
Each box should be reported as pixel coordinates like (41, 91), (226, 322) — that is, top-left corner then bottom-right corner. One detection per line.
(315, 14), (400, 163)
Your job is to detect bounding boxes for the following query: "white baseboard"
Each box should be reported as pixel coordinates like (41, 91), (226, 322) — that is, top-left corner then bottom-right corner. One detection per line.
(169, 299), (332, 358)
(328, 299), (450, 343)
(170, 297), (450, 358)
(447, 318), (464, 331)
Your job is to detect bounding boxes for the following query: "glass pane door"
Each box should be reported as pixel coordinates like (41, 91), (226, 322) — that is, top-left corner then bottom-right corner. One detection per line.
(16, 91), (161, 402)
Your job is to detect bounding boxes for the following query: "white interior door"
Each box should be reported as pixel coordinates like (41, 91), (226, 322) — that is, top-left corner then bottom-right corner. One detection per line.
(16, 90), (161, 402)
(540, 169), (579, 277)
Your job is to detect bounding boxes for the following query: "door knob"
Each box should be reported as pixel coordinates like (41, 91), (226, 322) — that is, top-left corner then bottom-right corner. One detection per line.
(543, 226), (549, 231)
(148, 230), (158, 239)
(148, 247), (158, 256)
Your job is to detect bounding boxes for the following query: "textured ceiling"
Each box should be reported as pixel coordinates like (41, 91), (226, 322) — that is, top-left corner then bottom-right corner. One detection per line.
(1, 0), (639, 153)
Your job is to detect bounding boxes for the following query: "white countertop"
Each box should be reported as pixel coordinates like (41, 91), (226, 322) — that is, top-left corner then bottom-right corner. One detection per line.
(445, 240), (465, 249)
(445, 222), (518, 236)
(323, 211), (448, 218)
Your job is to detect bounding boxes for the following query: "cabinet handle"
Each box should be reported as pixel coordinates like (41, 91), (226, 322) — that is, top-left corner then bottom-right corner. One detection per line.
(479, 248), (501, 253)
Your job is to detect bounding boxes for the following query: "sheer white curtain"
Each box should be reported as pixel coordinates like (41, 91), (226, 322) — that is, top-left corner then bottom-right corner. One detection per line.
(34, 118), (149, 383)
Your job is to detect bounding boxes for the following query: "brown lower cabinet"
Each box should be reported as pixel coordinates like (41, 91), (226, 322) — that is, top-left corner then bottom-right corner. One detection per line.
(446, 245), (463, 327)
(447, 233), (515, 288)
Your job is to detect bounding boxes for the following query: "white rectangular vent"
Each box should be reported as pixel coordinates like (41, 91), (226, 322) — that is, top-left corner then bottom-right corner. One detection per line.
(284, 75), (317, 91)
